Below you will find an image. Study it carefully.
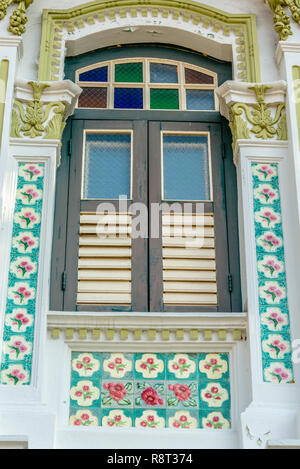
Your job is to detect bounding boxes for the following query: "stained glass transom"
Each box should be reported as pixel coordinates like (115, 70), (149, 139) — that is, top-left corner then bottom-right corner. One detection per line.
(76, 59), (217, 111)
(69, 352), (231, 429)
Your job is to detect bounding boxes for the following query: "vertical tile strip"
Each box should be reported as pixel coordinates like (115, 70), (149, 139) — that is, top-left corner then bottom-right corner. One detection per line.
(252, 163), (294, 383)
(0, 59), (9, 149)
(0, 163), (44, 385)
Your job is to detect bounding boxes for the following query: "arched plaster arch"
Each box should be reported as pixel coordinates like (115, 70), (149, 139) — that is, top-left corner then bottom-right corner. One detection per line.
(38, 0), (261, 83)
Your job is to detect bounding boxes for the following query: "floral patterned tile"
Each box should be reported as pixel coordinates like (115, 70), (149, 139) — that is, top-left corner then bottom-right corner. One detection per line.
(134, 381), (166, 408)
(69, 407), (100, 427)
(259, 305), (290, 333)
(263, 360), (294, 384)
(261, 332), (292, 361)
(257, 253), (285, 280)
(258, 280), (287, 306)
(198, 353), (229, 381)
(101, 380), (134, 408)
(134, 409), (166, 429)
(167, 381), (198, 409)
(199, 380), (230, 409)
(102, 352), (134, 379)
(252, 163), (278, 182)
(166, 353), (197, 380)
(166, 410), (199, 429)
(0, 363), (31, 385)
(200, 409), (231, 430)
(101, 408), (133, 428)
(255, 230), (284, 254)
(253, 184), (280, 206)
(70, 379), (101, 407)
(134, 353), (165, 380)
(71, 352), (101, 379)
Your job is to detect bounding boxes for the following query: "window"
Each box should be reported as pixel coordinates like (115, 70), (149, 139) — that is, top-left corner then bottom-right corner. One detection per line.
(76, 58), (218, 111)
(51, 45), (241, 313)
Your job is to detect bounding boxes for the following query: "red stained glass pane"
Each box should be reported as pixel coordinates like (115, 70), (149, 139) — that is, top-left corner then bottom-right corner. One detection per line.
(185, 68), (214, 85)
(78, 87), (107, 108)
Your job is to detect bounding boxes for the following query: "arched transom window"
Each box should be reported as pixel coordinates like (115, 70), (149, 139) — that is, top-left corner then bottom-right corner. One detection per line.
(76, 58), (218, 111)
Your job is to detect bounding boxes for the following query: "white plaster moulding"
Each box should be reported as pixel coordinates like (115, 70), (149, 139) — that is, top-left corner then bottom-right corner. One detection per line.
(216, 80), (287, 121)
(0, 36), (23, 58)
(267, 439), (300, 449)
(9, 138), (62, 166)
(47, 311), (247, 329)
(275, 41), (300, 66)
(65, 25), (233, 63)
(13, 79), (82, 120)
(47, 311), (247, 345)
(233, 139), (288, 165)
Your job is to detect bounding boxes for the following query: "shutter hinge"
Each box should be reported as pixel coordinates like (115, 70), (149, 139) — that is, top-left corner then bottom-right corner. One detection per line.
(228, 274), (233, 293)
(67, 139), (72, 156)
(61, 271), (67, 291)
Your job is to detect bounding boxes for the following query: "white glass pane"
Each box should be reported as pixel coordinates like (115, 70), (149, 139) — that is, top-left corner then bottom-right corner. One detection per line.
(163, 134), (211, 200)
(83, 133), (131, 199)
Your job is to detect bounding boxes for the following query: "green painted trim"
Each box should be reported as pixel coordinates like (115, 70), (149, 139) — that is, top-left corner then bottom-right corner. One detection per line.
(38, 0), (261, 83)
(293, 66), (300, 151)
(0, 59), (9, 148)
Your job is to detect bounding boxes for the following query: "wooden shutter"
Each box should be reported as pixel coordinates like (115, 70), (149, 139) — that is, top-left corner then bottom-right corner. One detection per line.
(77, 212), (132, 305)
(162, 212), (217, 306)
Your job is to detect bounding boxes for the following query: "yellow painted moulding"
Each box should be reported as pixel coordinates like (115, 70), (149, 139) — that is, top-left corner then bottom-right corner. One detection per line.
(0, 59), (9, 149)
(293, 66), (300, 151)
(38, 0), (261, 83)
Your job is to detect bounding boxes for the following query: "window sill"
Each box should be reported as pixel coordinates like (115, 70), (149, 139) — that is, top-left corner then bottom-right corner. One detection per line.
(47, 311), (247, 344)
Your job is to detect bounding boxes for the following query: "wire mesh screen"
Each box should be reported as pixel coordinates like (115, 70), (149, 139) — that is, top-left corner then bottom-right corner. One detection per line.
(78, 88), (108, 108)
(83, 133), (131, 199)
(115, 62), (143, 83)
(150, 63), (178, 83)
(185, 68), (214, 85)
(163, 134), (211, 201)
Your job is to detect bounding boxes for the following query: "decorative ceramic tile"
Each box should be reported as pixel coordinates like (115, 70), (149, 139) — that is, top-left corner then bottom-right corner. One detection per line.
(251, 163), (293, 383)
(0, 163), (45, 386)
(200, 409), (231, 430)
(69, 352), (231, 429)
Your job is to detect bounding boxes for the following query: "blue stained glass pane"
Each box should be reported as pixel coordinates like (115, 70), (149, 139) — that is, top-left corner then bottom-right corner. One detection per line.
(114, 88), (143, 109)
(186, 90), (215, 110)
(150, 63), (178, 83)
(83, 133), (131, 199)
(163, 134), (210, 200)
(78, 66), (108, 82)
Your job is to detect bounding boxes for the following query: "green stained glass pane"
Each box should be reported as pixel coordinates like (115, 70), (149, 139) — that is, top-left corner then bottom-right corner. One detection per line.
(115, 62), (143, 82)
(150, 89), (179, 110)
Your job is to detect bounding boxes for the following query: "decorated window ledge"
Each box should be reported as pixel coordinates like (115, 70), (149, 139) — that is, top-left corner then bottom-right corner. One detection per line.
(252, 163), (294, 383)
(69, 352), (231, 430)
(47, 312), (247, 343)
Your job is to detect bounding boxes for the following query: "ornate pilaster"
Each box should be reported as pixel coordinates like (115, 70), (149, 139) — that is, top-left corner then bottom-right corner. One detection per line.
(0, 80), (81, 399)
(217, 80), (300, 447)
(217, 81), (288, 165)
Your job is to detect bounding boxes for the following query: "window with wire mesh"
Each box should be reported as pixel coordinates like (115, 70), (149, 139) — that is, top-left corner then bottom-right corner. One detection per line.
(76, 59), (217, 111)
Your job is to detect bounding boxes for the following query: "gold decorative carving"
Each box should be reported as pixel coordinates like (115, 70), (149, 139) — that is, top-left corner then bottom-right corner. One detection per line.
(0, 0), (34, 36)
(265, 0), (300, 40)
